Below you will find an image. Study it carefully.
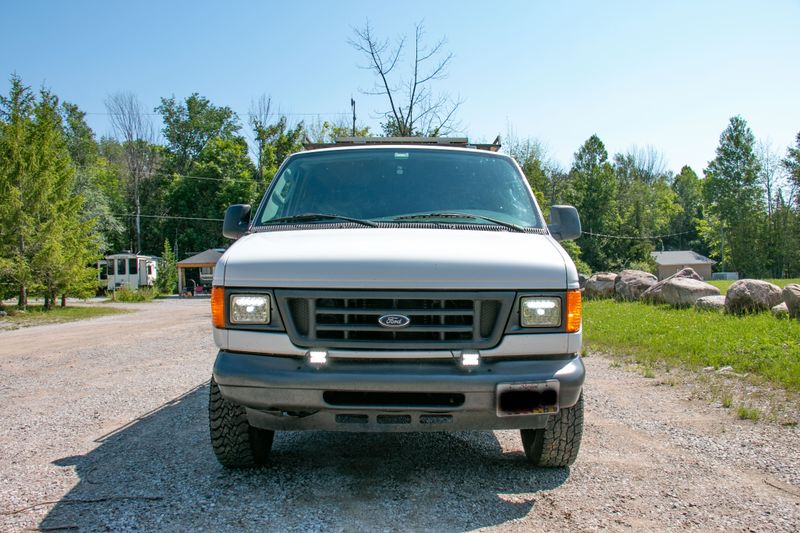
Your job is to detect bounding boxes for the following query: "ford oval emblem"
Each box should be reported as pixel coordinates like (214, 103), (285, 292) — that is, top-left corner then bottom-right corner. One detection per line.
(378, 314), (411, 328)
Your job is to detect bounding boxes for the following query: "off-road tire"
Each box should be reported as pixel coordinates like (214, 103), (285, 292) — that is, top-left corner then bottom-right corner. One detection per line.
(209, 377), (274, 468)
(520, 394), (584, 467)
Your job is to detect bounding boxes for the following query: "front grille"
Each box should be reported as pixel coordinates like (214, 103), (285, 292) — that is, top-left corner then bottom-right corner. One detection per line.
(275, 290), (514, 350)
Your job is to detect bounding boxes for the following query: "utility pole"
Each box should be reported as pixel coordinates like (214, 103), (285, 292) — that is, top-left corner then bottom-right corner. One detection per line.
(351, 98), (356, 136)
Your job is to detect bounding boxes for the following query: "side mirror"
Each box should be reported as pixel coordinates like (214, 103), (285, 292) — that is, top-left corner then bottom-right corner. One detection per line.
(548, 205), (581, 241)
(222, 204), (251, 239)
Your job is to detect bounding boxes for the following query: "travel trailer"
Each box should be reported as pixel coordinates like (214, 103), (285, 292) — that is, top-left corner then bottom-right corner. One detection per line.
(100, 252), (158, 290)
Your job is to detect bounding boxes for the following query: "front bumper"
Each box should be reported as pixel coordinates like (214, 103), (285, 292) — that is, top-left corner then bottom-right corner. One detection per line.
(213, 351), (585, 432)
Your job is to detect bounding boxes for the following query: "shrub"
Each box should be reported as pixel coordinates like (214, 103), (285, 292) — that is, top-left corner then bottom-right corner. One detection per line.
(114, 286), (160, 302)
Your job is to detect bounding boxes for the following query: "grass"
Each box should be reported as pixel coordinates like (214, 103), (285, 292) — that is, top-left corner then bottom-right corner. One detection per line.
(721, 391), (734, 408)
(706, 278), (800, 294)
(583, 299), (800, 392)
(0, 305), (129, 329)
(736, 405), (761, 421)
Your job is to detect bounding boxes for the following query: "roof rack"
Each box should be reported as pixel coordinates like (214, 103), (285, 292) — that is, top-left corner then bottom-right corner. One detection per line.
(302, 136), (502, 152)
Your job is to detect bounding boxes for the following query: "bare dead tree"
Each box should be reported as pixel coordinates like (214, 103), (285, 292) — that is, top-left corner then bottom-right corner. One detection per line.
(105, 92), (158, 253)
(350, 21), (461, 137)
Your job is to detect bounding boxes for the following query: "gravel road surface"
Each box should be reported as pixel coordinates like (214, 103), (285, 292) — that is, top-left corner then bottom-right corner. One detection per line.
(1, 298), (798, 531)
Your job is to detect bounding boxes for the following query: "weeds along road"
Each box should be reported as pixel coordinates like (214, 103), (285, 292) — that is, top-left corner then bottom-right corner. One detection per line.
(1, 298), (798, 532)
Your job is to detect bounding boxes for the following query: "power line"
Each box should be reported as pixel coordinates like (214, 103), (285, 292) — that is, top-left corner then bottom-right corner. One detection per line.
(582, 230), (691, 240)
(114, 213), (223, 222)
(85, 111), (350, 117)
(150, 171), (255, 184)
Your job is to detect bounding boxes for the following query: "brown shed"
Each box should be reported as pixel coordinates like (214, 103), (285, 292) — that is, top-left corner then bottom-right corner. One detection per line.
(650, 250), (716, 280)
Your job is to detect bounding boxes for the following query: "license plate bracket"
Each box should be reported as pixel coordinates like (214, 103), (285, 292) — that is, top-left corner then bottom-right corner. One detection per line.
(496, 380), (560, 417)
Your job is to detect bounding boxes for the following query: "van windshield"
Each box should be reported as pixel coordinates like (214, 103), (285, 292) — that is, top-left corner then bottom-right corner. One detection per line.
(257, 149), (542, 228)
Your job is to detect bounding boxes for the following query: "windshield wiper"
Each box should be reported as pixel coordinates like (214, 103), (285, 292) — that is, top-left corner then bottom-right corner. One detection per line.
(390, 212), (526, 233)
(261, 213), (378, 228)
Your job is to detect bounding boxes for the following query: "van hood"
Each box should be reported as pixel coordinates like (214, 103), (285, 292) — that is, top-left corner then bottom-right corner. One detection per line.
(218, 228), (574, 290)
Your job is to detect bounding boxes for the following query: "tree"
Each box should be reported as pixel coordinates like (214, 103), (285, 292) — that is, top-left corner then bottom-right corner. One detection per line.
(248, 95), (304, 187)
(306, 116), (371, 143)
(0, 77), (99, 308)
(703, 116), (765, 276)
(163, 136), (256, 255)
(503, 133), (553, 209)
(105, 92), (159, 253)
(613, 147), (679, 263)
(783, 131), (800, 206)
(566, 135), (620, 271)
(667, 165), (705, 252)
(350, 21), (460, 136)
(156, 93), (240, 174)
(157, 239), (178, 294)
(0, 76), (36, 305)
(62, 102), (125, 254)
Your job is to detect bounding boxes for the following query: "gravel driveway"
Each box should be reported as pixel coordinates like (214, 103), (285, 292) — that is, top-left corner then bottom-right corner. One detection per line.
(1, 298), (798, 531)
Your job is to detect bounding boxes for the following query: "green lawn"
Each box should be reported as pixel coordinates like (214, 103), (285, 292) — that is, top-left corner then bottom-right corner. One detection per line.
(0, 305), (129, 329)
(706, 278), (800, 293)
(583, 299), (800, 391)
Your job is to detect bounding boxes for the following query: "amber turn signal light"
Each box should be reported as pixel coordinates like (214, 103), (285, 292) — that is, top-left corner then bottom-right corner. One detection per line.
(566, 289), (581, 333)
(211, 287), (226, 328)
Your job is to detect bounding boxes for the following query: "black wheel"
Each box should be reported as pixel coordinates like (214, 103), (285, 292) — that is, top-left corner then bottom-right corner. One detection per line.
(209, 377), (274, 468)
(520, 394), (584, 467)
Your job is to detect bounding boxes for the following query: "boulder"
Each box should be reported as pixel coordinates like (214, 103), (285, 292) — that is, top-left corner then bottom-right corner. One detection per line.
(782, 284), (800, 319)
(771, 302), (789, 319)
(661, 277), (721, 307)
(578, 273), (588, 289)
(695, 295), (726, 311)
(614, 269), (657, 301)
(725, 279), (783, 315)
(584, 272), (617, 299)
(641, 267), (704, 304)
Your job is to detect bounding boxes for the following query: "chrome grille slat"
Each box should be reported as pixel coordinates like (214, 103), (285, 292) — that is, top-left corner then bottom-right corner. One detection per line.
(315, 324), (474, 332)
(313, 308), (473, 316)
(276, 290), (515, 350)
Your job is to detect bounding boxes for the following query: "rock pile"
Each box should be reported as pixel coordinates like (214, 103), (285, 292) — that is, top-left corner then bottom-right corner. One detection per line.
(580, 267), (797, 320)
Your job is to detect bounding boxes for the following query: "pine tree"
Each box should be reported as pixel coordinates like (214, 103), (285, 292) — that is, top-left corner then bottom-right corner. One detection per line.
(0, 77), (100, 308)
(157, 239), (178, 295)
(0, 76), (38, 307)
(703, 116), (765, 276)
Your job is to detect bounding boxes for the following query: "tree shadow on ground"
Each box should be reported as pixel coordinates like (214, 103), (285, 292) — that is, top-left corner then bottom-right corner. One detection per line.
(42, 383), (569, 531)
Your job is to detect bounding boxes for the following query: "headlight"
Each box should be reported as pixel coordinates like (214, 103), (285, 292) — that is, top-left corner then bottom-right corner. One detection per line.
(520, 296), (562, 327)
(230, 294), (271, 324)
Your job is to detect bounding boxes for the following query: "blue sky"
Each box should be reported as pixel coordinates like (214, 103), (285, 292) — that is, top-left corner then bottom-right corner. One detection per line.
(2, 0), (799, 174)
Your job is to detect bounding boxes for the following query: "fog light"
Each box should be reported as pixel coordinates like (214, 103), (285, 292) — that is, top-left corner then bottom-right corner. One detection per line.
(307, 350), (328, 365)
(461, 350), (480, 367)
